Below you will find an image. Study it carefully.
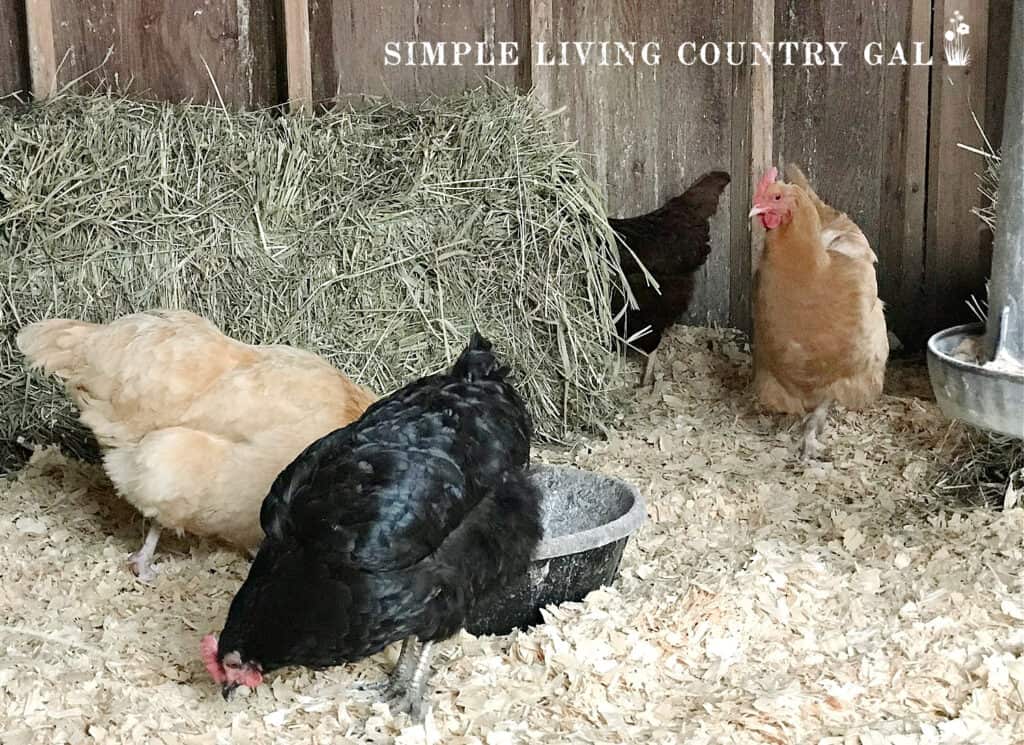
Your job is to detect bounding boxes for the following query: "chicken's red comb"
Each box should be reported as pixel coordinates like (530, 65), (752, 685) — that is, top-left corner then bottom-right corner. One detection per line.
(201, 634), (226, 684)
(754, 167), (779, 202)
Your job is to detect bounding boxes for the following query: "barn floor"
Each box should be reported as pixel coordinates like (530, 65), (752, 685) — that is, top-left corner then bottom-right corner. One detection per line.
(1, 326), (1022, 745)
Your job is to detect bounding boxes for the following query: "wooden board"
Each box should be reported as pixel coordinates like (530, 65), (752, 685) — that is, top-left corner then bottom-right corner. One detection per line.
(731, 0), (774, 332)
(925, 0), (991, 338)
(282, 0), (312, 111)
(311, 0), (527, 103)
(541, 0), (738, 327)
(25, 0), (56, 98)
(773, 0), (924, 346)
(48, 0), (281, 107)
(877, 0), (931, 349)
(0, 0), (29, 100)
(529, 0), (554, 110)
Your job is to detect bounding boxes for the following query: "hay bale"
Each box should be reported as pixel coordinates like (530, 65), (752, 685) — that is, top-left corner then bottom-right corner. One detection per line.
(0, 87), (629, 470)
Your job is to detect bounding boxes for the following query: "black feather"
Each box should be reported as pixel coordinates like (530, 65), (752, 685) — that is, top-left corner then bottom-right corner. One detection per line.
(450, 331), (508, 381)
(218, 334), (542, 673)
(611, 171), (730, 353)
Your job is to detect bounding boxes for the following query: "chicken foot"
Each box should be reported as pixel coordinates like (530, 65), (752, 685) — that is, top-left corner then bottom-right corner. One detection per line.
(127, 524), (162, 583)
(387, 639), (435, 723)
(799, 400), (831, 461)
(354, 636), (432, 719)
(351, 637), (418, 700)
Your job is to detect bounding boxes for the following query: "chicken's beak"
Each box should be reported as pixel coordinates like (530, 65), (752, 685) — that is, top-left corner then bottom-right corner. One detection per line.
(748, 205), (769, 218)
(222, 682), (239, 700)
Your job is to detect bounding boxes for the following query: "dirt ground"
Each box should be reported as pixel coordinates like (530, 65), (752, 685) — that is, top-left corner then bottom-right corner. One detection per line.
(1, 326), (1022, 744)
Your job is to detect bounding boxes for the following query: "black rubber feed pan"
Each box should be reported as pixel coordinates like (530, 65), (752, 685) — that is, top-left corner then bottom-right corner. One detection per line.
(466, 465), (646, 637)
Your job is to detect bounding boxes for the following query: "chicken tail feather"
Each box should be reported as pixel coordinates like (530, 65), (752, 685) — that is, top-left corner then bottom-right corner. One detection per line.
(451, 332), (508, 382)
(16, 319), (98, 380)
(783, 163), (814, 193)
(678, 170), (731, 222)
(784, 164), (841, 224)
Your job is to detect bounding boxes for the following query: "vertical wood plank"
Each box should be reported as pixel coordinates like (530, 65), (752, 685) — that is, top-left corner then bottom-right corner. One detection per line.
(925, 0), (991, 337)
(310, 0), (414, 100)
(24, 0), (55, 98)
(728, 0), (752, 333)
(0, 0), (29, 100)
(415, 0), (513, 94)
(528, 0), (554, 110)
(313, 1), (522, 103)
(748, 0), (774, 184)
(773, 0), (888, 249)
(737, 0), (773, 330)
(511, 0), (531, 91)
(773, 0), (927, 345)
(48, 0), (281, 108)
(608, 0), (655, 218)
(878, 0), (931, 348)
(282, 0), (312, 111)
(539, 1), (736, 325)
(655, 0), (734, 326)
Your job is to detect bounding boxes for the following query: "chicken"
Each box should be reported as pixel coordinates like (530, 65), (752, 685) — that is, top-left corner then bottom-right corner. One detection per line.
(749, 165), (887, 459)
(16, 310), (376, 580)
(611, 171), (731, 385)
(201, 333), (541, 721)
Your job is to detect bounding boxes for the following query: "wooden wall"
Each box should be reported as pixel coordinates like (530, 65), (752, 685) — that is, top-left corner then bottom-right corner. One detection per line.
(773, 0), (926, 346)
(532, 0), (741, 327)
(310, 0), (530, 101)
(0, 0), (1011, 347)
(924, 0), (995, 342)
(537, 0), (1005, 345)
(46, 0), (283, 107)
(0, 0), (28, 101)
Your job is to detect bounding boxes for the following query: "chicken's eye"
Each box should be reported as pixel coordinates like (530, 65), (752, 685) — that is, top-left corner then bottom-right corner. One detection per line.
(773, 194), (781, 201)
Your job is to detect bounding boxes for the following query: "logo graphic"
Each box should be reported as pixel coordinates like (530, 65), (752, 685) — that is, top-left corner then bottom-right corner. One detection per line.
(944, 10), (971, 67)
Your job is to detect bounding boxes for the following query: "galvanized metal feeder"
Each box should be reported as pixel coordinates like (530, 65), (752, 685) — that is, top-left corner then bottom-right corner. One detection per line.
(466, 465), (646, 636)
(928, 4), (1024, 439)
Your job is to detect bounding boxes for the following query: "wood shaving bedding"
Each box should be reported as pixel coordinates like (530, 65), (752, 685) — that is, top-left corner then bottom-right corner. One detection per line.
(1, 326), (1021, 744)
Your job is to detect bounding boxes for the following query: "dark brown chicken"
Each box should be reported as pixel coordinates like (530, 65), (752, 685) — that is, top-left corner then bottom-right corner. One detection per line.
(611, 171), (731, 384)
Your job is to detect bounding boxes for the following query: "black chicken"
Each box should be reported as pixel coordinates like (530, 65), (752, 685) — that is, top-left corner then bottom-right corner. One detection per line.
(201, 333), (542, 720)
(611, 170), (731, 385)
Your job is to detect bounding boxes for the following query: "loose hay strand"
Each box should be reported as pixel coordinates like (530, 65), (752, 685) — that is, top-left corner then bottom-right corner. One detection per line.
(958, 113), (1001, 234)
(0, 86), (630, 469)
(933, 423), (1024, 510)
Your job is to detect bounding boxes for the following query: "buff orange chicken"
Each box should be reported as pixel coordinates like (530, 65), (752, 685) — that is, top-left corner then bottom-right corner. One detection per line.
(749, 165), (887, 459)
(17, 310), (376, 580)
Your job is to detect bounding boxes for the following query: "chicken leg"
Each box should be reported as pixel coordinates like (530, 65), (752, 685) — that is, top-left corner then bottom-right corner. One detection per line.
(387, 639), (435, 722)
(799, 400), (831, 461)
(384, 637), (418, 698)
(641, 348), (658, 387)
(127, 524), (162, 582)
